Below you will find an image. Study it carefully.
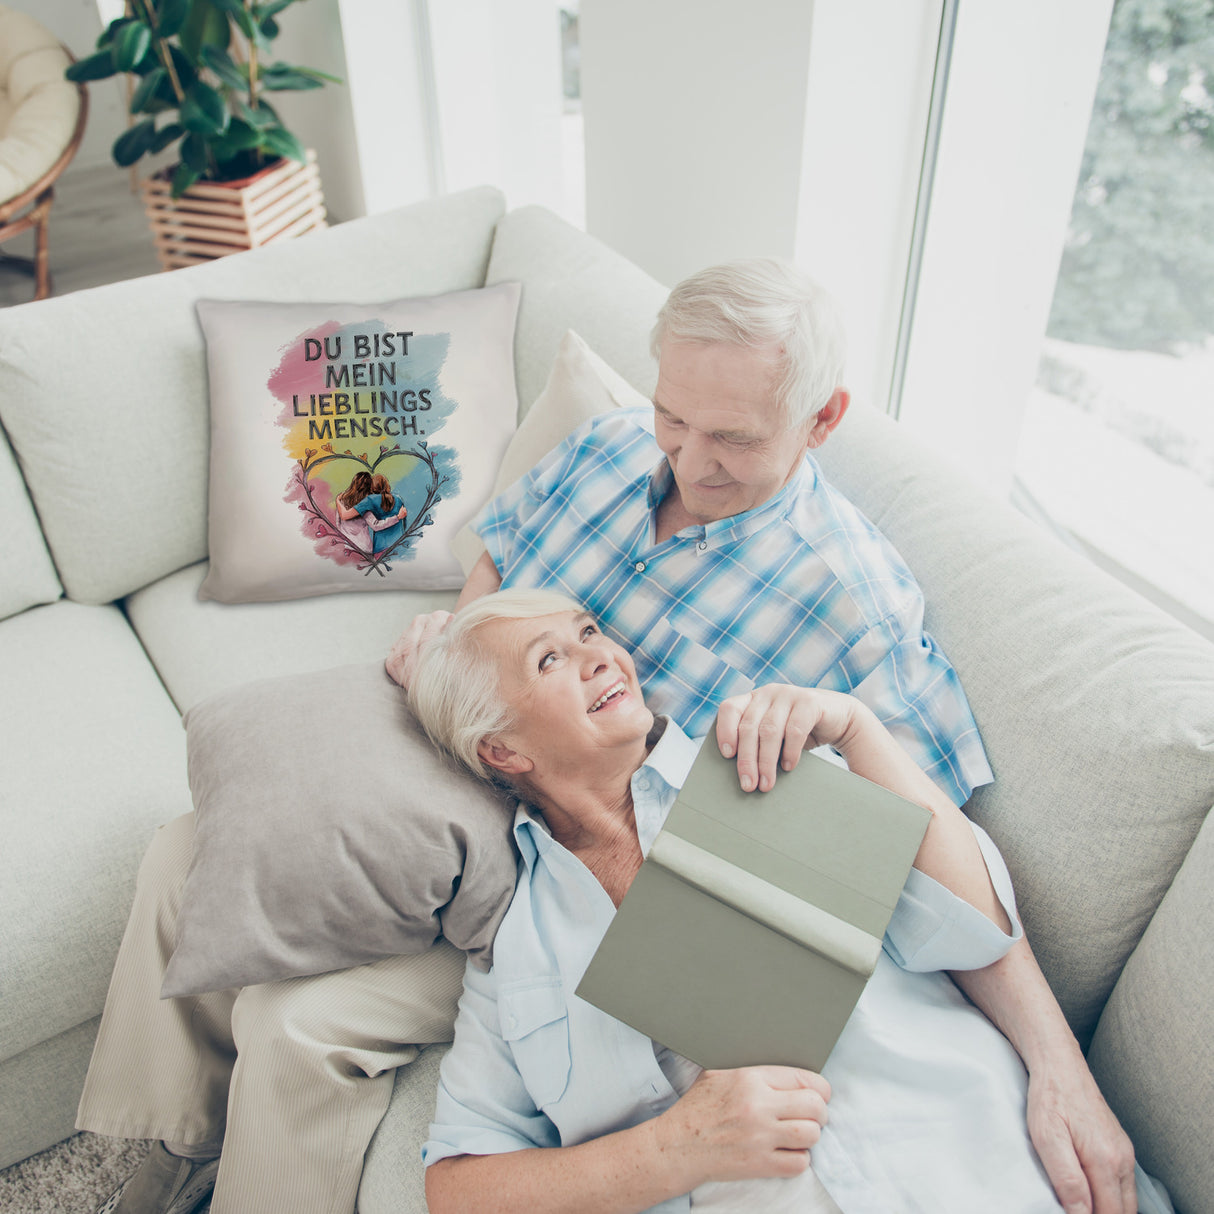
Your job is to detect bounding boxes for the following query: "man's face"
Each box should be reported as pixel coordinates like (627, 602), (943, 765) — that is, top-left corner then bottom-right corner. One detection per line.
(652, 340), (816, 524)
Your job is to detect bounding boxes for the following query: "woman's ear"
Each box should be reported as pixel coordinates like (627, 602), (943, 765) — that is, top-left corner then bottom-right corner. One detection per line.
(477, 738), (533, 777)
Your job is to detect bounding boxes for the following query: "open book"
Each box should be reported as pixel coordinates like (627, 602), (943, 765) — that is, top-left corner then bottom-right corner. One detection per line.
(575, 743), (932, 1071)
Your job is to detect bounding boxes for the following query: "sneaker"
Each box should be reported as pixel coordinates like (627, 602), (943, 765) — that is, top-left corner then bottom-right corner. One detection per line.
(96, 1142), (220, 1214)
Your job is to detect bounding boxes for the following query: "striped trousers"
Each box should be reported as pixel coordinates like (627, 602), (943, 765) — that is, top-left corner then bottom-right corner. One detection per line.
(76, 813), (466, 1214)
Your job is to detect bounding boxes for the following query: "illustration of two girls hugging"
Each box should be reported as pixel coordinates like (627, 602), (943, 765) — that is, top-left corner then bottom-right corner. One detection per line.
(334, 471), (407, 555)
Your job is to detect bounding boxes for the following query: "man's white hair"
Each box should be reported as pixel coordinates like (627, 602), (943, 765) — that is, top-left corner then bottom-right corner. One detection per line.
(650, 258), (847, 429)
(408, 588), (586, 781)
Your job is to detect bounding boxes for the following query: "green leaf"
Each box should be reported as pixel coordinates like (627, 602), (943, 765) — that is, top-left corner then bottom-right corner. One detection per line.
(112, 20), (152, 72)
(259, 125), (305, 163)
(155, 0), (192, 40)
(234, 96), (278, 129)
(96, 17), (129, 50)
(150, 122), (185, 153)
(66, 50), (119, 83)
(171, 162), (201, 197)
(181, 81), (230, 135)
(259, 63), (323, 91)
(112, 119), (157, 167)
(129, 66), (166, 113)
(221, 118), (263, 150)
(200, 44), (248, 90)
(180, 131), (210, 172)
(254, 0), (297, 19)
(167, 44), (198, 91)
(259, 15), (279, 40)
(180, 0), (231, 63)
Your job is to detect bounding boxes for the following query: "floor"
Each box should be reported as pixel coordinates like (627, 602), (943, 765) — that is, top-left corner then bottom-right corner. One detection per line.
(0, 162), (162, 308)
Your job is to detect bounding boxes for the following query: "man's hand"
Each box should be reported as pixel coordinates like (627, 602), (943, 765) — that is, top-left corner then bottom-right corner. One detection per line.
(715, 684), (859, 792)
(385, 610), (453, 689)
(1026, 1061), (1137, 1214)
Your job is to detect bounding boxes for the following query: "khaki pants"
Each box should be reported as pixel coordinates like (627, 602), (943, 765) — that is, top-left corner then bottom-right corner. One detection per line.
(76, 814), (466, 1214)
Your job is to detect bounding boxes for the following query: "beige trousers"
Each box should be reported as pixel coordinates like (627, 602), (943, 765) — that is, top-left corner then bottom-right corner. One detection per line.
(76, 814), (466, 1214)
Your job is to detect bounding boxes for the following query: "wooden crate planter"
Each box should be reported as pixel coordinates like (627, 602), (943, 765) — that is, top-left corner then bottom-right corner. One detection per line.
(140, 150), (327, 271)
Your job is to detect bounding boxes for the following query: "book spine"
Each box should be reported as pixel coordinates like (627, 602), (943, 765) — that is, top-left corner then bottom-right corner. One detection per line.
(648, 832), (882, 977)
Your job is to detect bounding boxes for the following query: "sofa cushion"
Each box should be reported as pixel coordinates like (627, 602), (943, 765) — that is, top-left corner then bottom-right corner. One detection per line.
(163, 663), (517, 997)
(0, 600), (191, 1063)
(0, 186), (506, 606)
(124, 561), (452, 714)
(1088, 805), (1214, 1214)
(485, 205), (668, 415)
(813, 402), (1214, 1045)
(0, 422), (60, 620)
(195, 283), (520, 603)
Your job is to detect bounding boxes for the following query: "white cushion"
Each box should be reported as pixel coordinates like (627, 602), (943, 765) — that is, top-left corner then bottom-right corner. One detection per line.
(0, 600), (191, 1063)
(0, 424), (60, 620)
(125, 561), (454, 713)
(0, 186), (507, 605)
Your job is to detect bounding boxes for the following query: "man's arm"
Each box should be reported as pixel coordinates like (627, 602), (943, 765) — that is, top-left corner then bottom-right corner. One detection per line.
(951, 941), (1137, 1214)
(385, 551), (501, 688)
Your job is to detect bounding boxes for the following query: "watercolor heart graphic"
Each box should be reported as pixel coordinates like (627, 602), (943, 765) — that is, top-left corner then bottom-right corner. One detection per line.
(287, 441), (448, 576)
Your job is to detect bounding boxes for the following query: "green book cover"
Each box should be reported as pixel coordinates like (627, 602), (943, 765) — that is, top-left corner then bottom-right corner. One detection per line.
(575, 744), (932, 1071)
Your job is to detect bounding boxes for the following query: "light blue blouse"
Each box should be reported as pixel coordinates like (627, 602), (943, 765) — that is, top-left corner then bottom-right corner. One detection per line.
(424, 722), (1066, 1212)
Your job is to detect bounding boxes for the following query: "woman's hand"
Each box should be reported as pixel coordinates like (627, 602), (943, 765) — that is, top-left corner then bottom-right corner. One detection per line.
(386, 610), (453, 688)
(653, 1066), (830, 1185)
(715, 685), (861, 792)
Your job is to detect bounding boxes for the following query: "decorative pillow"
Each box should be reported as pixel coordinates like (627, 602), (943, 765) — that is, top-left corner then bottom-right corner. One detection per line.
(161, 662), (519, 998)
(451, 328), (649, 575)
(196, 282), (521, 603)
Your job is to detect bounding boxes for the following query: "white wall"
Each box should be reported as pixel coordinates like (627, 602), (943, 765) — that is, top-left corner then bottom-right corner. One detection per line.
(579, 0), (818, 288)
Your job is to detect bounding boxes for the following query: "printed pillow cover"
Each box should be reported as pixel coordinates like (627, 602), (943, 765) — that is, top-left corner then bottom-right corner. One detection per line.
(196, 282), (521, 603)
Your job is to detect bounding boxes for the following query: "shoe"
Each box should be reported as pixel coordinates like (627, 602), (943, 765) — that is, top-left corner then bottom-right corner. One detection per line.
(95, 1142), (220, 1214)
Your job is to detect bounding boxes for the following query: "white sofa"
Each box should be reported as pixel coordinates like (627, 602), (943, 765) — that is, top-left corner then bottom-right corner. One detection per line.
(0, 186), (1210, 1213)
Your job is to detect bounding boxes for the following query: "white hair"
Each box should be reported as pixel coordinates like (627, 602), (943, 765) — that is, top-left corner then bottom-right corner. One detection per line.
(650, 259), (847, 428)
(407, 588), (585, 781)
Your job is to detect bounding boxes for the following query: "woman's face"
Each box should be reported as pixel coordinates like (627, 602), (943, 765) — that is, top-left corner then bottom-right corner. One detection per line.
(477, 610), (653, 775)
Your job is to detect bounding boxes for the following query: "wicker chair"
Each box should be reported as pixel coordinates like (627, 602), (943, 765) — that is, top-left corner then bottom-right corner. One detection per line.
(0, 5), (86, 302)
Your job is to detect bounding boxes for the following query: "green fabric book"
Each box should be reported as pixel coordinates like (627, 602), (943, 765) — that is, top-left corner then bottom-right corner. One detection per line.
(575, 744), (932, 1071)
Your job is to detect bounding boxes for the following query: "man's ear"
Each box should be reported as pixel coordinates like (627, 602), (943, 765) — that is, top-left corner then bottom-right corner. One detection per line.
(477, 738), (534, 777)
(806, 388), (850, 450)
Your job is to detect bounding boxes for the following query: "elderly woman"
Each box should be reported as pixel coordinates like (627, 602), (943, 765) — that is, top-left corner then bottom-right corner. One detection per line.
(408, 588), (1092, 1214)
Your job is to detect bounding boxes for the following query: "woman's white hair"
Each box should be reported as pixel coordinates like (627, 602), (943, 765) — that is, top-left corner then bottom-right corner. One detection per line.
(407, 588), (586, 781)
(650, 258), (847, 429)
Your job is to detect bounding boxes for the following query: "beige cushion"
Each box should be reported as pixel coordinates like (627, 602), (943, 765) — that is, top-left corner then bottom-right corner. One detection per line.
(485, 205), (667, 415)
(814, 402), (1214, 1046)
(450, 329), (643, 575)
(0, 186), (506, 605)
(1088, 806), (1214, 1214)
(0, 7), (77, 201)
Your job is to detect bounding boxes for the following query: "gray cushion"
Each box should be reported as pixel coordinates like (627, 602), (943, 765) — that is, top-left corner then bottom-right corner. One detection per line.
(0, 601), (190, 1062)
(162, 663), (519, 997)
(0, 186), (506, 605)
(1088, 804), (1214, 1214)
(485, 204), (668, 415)
(814, 402), (1214, 1044)
(0, 424), (60, 621)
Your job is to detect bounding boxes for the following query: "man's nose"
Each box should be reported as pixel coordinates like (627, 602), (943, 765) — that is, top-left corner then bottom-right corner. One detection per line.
(677, 431), (719, 481)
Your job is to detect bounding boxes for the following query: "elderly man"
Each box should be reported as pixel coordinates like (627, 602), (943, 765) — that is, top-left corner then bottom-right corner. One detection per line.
(390, 260), (1135, 1213)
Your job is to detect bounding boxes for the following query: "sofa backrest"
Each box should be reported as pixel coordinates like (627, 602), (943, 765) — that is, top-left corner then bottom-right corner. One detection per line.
(0, 186), (507, 606)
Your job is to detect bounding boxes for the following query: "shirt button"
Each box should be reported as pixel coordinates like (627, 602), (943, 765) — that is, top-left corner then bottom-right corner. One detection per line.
(697, 541), (708, 551)
(634, 561), (646, 573)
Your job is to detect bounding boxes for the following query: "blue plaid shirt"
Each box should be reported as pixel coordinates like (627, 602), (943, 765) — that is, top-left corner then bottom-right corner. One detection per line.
(474, 407), (991, 805)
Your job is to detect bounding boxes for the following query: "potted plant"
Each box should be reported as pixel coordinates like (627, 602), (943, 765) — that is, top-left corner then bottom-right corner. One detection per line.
(66, 0), (340, 268)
